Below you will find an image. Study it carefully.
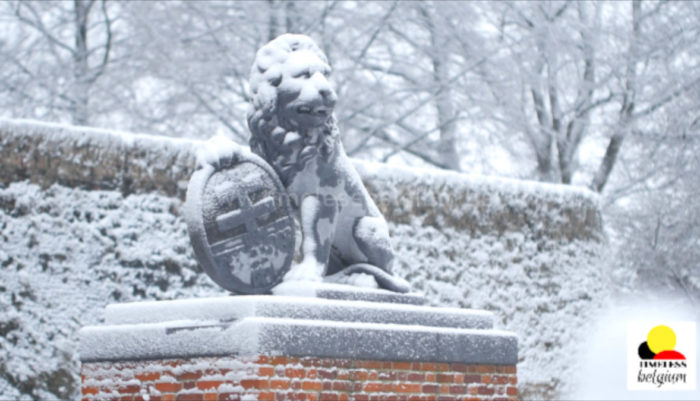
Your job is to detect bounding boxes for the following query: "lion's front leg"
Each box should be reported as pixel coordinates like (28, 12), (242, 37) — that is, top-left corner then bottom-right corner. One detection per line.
(284, 194), (338, 282)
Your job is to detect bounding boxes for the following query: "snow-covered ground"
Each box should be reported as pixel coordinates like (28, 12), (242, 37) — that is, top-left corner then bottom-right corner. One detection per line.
(0, 120), (609, 400)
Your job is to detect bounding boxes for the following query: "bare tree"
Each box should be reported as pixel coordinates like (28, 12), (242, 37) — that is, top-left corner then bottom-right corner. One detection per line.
(1, 0), (114, 125)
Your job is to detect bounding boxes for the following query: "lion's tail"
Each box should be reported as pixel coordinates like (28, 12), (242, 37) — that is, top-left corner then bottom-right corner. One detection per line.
(324, 263), (411, 293)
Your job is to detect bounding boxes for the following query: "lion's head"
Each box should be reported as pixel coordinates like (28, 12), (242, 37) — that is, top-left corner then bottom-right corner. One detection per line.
(247, 34), (339, 183)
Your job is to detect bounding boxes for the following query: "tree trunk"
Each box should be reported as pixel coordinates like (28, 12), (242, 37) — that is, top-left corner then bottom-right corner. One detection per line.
(72, 0), (90, 126)
(590, 0), (640, 192)
(421, 6), (461, 171)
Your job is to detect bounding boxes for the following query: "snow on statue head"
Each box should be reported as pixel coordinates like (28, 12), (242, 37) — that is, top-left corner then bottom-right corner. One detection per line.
(246, 34), (410, 293)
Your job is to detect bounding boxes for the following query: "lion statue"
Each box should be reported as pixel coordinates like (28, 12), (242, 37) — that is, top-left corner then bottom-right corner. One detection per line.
(247, 34), (409, 293)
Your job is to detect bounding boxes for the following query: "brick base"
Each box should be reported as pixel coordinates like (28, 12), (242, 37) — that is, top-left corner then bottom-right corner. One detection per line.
(81, 355), (517, 401)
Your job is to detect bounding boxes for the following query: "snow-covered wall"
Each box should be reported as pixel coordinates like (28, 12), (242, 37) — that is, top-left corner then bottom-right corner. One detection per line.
(0, 119), (609, 400)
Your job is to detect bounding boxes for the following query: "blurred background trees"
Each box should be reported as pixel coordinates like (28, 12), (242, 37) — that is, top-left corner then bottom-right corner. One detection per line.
(1, 0), (698, 304)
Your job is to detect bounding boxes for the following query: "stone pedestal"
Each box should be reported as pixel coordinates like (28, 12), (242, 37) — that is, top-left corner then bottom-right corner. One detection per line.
(79, 284), (518, 401)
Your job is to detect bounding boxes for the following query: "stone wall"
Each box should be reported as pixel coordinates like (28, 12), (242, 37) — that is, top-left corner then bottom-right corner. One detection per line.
(81, 356), (518, 401)
(0, 118), (610, 400)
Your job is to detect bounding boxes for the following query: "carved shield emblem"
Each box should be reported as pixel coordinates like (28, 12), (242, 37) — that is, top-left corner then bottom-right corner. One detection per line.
(185, 151), (295, 294)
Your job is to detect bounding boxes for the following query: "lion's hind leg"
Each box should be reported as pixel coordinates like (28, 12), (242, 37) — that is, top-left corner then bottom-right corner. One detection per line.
(334, 216), (410, 293)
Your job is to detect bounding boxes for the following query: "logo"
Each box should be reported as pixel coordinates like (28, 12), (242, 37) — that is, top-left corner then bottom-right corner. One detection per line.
(627, 322), (696, 391)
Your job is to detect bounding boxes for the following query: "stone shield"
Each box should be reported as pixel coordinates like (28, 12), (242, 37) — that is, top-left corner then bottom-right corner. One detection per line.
(185, 151), (295, 294)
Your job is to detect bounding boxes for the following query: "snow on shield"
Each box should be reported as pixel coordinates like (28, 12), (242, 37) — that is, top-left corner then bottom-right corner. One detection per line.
(185, 142), (295, 294)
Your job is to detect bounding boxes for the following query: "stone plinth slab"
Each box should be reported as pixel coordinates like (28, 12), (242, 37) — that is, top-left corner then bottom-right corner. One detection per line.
(80, 293), (517, 366)
(103, 294), (491, 329)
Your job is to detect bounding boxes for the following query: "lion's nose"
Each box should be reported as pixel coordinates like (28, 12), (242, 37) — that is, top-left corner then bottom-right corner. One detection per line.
(312, 73), (336, 103)
(319, 87), (336, 103)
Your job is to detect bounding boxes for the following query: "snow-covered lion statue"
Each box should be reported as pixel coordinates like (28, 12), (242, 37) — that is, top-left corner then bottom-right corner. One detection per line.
(247, 34), (409, 293)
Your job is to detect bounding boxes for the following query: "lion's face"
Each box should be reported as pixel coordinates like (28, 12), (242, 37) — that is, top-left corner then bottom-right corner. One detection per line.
(249, 34), (337, 131)
(276, 50), (337, 129)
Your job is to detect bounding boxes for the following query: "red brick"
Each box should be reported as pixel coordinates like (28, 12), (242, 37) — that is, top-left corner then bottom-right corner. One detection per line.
(196, 381), (222, 390)
(425, 373), (436, 382)
(449, 385), (467, 394)
(302, 381), (323, 391)
(436, 397), (455, 401)
(363, 360), (384, 370)
(257, 355), (270, 364)
(332, 381), (352, 392)
(203, 394), (218, 401)
(270, 356), (288, 365)
(308, 394), (318, 401)
(508, 376), (517, 385)
(454, 374), (464, 384)
(300, 358), (319, 367)
(481, 375), (492, 384)
(175, 394), (202, 401)
(475, 366), (494, 374)
(477, 386), (495, 395)
(339, 394), (349, 401)
(365, 382), (384, 392)
(377, 371), (397, 380)
(323, 382), (332, 391)
(118, 385), (140, 394)
(336, 370), (349, 380)
(241, 379), (269, 389)
(271, 379), (291, 389)
(406, 373), (425, 382)
(162, 395), (176, 401)
(120, 396), (134, 401)
(422, 363), (449, 372)
(259, 366), (275, 376)
(368, 371), (378, 380)
(395, 383), (421, 393)
(349, 370), (368, 381)
(492, 375), (509, 385)
(504, 366), (516, 374)
(394, 362), (412, 370)
(318, 369), (337, 379)
(135, 372), (160, 382)
(286, 367), (306, 378)
(353, 396), (369, 401)
(183, 382), (196, 390)
(82, 386), (99, 395)
(398, 372), (408, 381)
(437, 374), (454, 383)
(422, 384), (439, 393)
(307, 369), (318, 379)
(506, 386), (518, 396)
(259, 392), (276, 401)
(450, 363), (469, 372)
(320, 393), (339, 401)
(463, 375), (481, 384)
(219, 393), (241, 401)
(176, 372), (202, 381)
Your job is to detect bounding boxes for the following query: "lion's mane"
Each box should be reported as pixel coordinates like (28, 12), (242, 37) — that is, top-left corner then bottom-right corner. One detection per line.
(247, 34), (339, 186)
